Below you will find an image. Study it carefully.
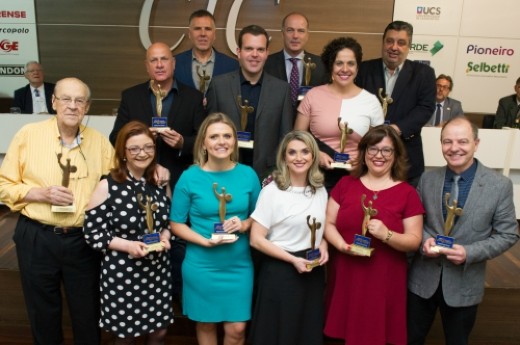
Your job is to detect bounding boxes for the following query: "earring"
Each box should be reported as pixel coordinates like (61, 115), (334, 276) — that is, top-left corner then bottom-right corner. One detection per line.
(203, 149), (207, 155)
(123, 158), (127, 162)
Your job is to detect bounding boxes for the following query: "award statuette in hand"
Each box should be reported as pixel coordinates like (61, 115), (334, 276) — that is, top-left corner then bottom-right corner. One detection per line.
(51, 153), (77, 213)
(330, 118), (353, 170)
(150, 80), (170, 131)
(137, 193), (164, 253)
(350, 194), (377, 257)
(236, 95), (255, 149)
(378, 88), (393, 124)
(432, 192), (463, 253)
(297, 56), (316, 101)
(211, 183), (236, 240)
(305, 215), (322, 269)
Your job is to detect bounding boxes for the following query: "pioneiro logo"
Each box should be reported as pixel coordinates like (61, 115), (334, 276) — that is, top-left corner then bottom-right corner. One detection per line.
(466, 44), (514, 56)
(0, 64), (25, 76)
(416, 6), (441, 20)
(0, 39), (19, 52)
(410, 40), (444, 56)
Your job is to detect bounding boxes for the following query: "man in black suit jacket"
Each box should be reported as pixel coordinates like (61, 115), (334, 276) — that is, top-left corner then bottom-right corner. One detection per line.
(206, 25), (293, 179)
(13, 61), (55, 114)
(494, 76), (520, 128)
(356, 20), (436, 186)
(109, 42), (205, 189)
(264, 12), (327, 110)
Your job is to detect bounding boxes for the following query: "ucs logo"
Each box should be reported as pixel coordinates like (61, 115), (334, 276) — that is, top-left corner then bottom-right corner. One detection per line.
(0, 39), (19, 52)
(417, 7), (441, 15)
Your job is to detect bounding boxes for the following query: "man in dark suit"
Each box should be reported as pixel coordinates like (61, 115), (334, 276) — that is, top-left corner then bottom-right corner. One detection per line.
(494, 76), (520, 128)
(206, 25), (293, 179)
(264, 12), (327, 108)
(13, 61), (55, 114)
(408, 117), (519, 345)
(174, 9), (238, 95)
(356, 20), (436, 186)
(110, 42), (205, 189)
(426, 74), (464, 127)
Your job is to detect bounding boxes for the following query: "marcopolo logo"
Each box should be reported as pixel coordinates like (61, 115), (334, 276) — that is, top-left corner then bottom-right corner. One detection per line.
(0, 39), (18, 52)
(466, 61), (510, 74)
(0, 64), (25, 76)
(410, 41), (444, 56)
(416, 6), (441, 20)
(466, 44), (514, 56)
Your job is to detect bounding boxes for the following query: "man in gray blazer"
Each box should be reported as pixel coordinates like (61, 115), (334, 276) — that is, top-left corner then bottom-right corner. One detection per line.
(426, 74), (464, 127)
(408, 117), (519, 345)
(494, 76), (520, 128)
(206, 25), (293, 179)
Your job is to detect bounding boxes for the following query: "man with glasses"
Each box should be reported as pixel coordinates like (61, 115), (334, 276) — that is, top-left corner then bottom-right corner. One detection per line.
(0, 77), (114, 345)
(494, 76), (520, 128)
(356, 20), (436, 187)
(426, 74), (464, 127)
(13, 61), (55, 114)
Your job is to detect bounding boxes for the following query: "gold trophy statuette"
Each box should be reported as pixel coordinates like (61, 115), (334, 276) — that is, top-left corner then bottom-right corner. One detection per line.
(350, 194), (378, 257)
(137, 193), (163, 252)
(330, 118), (353, 169)
(432, 192), (463, 253)
(378, 88), (393, 119)
(150, 80), (170, 131)
(52, 153), (77, 213)
(303, 56), (316, 87)
(196, 66), (211, 94)
(305, 215), (322, 269)
(212, 182), (236, 240)
(236, 95), (255, 149)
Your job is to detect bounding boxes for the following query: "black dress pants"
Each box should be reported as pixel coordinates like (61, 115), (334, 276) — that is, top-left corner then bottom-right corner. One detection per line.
(14, 215), (101, 345)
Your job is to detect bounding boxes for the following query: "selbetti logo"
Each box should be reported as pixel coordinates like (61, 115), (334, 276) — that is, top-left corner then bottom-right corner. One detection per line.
(410, 40), (444, 56)
(0, 39), (19, 52)
(466, 62), (510, 74)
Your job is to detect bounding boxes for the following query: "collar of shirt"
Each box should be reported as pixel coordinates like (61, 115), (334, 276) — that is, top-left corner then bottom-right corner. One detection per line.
(239, 70), (264, 86)
(30, 85), (43, 96)
(191, 48), (215, 65)
(383, 61), (404, 79)
(54, 118), (83, 149)
(283, 50), (305, 84)
(445, 159), (478, 184)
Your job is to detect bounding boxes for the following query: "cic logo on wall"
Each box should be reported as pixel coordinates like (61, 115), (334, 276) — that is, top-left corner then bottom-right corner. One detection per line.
(139, 0), (280, 54)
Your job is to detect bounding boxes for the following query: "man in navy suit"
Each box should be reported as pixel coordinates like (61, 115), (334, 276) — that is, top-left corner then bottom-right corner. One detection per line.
(426, 74), (464, 127)
(174, 9), (238, 96)
(408, 117), (519, 345)
(13, 61), (55, 114)
(206, 25), (293, 179)
(264, 12), (327, 111)
(494, 76), (520, 128)
(356, 20), (436, 186)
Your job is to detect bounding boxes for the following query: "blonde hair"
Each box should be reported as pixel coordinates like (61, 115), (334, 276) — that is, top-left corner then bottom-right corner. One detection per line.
(193, 112), (239, 165)
(273, 131), (324, 193)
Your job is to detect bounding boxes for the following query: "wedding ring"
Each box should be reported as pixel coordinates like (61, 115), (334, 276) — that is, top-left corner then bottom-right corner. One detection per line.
(232, 219), (236, 224)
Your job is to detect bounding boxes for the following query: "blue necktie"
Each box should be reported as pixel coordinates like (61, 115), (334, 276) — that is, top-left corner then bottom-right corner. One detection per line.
(34, 89), (40, 97)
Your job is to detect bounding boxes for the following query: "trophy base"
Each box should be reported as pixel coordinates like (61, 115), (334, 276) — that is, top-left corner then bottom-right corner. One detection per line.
(211, 233), (237, 241)
(51, 204), (76, 213)
(349, 244), (374, 257)
(238, 140), (254, 149)
(150, 127), (171, 133)
(330, 162), (352, 170)
(145, 242), (165, 253)
(306, 259), (320, 270)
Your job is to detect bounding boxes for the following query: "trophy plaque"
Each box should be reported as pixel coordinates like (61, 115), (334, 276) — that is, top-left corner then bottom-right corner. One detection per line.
(51, 153), (77, 213)
(150, 80), (170, 132)
(350, 194), (377, 257)
(305, 215), (322, 269)
(297, 56), (316, 101)
(432, 193), (463, 253)
(211, 183), (236, 240)
(236, 95), (254, 149)
(137, 193), (164, 252)
(196, 66), (211, 94)
(330, 118), (353, 170)
(378, 88), (393, 125)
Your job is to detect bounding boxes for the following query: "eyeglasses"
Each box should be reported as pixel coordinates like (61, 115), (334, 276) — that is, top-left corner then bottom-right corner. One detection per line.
(367, 146), (394, 158)
(26, 69), (42, 74)
(436, 84), (450, 91)
(126, 144), (155, 155)
(54, 96), (89, 107)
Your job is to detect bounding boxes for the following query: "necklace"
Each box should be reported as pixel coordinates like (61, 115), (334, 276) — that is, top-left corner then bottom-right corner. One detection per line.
(372, 190), (380, 200)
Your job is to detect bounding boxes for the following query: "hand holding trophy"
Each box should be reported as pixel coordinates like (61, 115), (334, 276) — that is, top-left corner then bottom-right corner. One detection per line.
(137, 193), (164, 253)
(236, 95), (255, 149)
(211, 182), (237, 241)
(349, 194), (378, 257)
(51, 153), (77, 213)
(330, 118), (353, 169)
(150, 80), (170, 131)
(305, 215), (322, 269)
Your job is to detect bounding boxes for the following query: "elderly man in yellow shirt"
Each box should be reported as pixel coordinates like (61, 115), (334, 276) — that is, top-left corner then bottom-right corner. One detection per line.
(0, 77), (113, 345)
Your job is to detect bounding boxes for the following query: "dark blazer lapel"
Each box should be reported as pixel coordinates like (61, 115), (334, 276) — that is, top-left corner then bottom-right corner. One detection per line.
(433, 168), (447, 233)
(24, 85), (33, 113)
(273, 51), (288, 82)
(391, 60), (413, 104)
(256, 73), (269, 119)
(231, 71), (242, 117)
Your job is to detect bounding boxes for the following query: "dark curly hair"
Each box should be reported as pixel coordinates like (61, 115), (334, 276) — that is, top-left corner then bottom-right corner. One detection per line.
(321, 37), (363, 79)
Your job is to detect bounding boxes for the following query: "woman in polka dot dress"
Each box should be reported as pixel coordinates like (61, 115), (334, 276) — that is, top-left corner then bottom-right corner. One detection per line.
(84, 121), (173, 344)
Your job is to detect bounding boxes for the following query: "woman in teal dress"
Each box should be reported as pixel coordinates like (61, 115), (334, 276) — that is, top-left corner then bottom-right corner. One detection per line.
(170, 112), (261, 345)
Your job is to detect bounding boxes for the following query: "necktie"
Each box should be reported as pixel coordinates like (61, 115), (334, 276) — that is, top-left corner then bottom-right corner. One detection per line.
(289, 58), (299, 104)
(34, 89), (40, 97)
(450, 175), (461, 204)
(434, 103), (442, 126)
